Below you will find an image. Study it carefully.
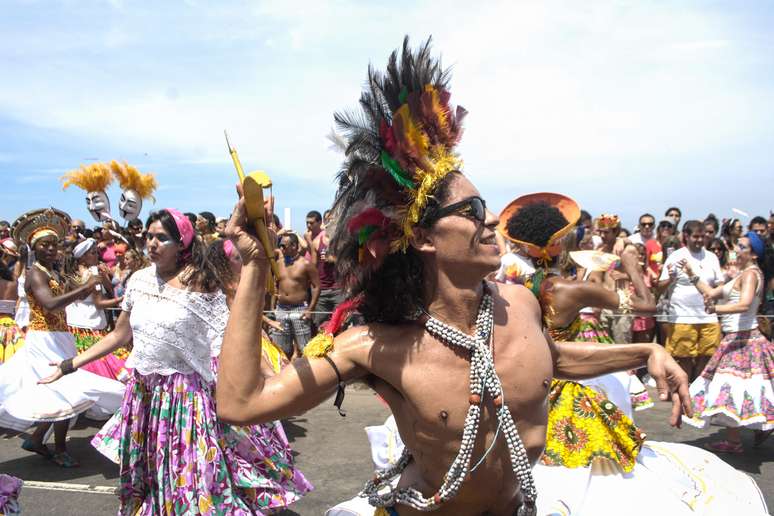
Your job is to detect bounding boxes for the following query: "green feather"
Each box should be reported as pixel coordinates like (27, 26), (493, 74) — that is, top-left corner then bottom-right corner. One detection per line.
(399, 86), (408, 105)
(358, 225), (379, 246)
(380, 150), (415, 189)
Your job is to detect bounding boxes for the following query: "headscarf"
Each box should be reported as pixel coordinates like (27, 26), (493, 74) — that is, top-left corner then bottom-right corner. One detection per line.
(164, 208), (194, 249)
(223, 239), (235, 259)
(745, 231), (765, 261)
(72, 238), (97, 259)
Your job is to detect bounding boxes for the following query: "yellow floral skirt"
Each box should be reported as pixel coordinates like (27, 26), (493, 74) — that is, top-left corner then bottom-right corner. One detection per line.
(542, 379), (645, 473)
(0, 315), (24, 364)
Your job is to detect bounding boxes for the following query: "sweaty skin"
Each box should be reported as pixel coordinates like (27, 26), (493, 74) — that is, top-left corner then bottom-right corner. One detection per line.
(217, 178), (691, 516)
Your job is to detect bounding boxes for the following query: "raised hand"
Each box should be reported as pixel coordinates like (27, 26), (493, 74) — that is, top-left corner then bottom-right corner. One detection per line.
(224, 183), (276, 266)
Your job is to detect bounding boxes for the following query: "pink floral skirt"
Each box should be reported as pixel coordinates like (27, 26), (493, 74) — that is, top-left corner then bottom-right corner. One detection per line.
(92, 371), (312, 515)
(685, 328), (774, 430)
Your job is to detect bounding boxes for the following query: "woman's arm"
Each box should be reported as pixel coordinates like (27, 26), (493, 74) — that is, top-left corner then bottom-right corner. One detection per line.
(38, 310), (133, 384)
(27, 267), (97, 312)
(710, 270), (757, 315)
(682, 261), (725, 300)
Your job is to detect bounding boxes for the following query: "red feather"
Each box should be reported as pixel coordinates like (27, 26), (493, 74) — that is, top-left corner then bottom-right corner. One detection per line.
(347, 208), (391, 234)
(323, 297), (363, 335)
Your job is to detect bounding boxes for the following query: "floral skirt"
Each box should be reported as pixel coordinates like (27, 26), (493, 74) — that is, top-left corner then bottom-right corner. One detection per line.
(70, 326), (130, 382)
(92, 371), (312, 515)
(542, 380), (645, 473)
(684, 328), (774, 430)
(0, 316), (24, 364)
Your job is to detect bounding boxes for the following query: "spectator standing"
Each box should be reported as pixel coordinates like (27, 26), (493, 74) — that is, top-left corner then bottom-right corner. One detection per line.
(658, 220), (724, 381)
(749, 215), (767, 239)
(703, 217), (719, 248)
(629, 213), (656, 245)
(271, 233), (320, 357)
(665, 207), (682, 230)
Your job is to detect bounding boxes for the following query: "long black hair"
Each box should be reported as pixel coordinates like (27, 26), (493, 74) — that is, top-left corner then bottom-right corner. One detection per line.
(146, 210), (222, 293)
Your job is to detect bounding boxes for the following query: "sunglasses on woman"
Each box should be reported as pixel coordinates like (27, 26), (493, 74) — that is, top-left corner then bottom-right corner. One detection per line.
(423, 197), (487, 226)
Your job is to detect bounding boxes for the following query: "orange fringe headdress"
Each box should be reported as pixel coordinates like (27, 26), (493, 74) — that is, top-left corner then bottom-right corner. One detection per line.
(109, 160), (157, 201)
(61, 163), (113, 193)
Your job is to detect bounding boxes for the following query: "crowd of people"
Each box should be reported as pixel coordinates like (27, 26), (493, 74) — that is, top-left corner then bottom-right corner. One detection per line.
(0, 37), (771, 515)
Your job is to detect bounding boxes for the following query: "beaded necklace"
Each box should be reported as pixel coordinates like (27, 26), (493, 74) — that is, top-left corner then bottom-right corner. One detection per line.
(361, 284), (537, 515)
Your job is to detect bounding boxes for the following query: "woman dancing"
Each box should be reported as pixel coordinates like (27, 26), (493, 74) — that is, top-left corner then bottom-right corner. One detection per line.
(0, 208), (124, 467)
(41, 209), (310, 514)
(683, 231), (774, 452)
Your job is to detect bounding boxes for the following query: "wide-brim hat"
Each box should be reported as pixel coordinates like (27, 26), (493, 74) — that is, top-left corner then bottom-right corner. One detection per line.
(11, 208), (71, 247)
(497, 192), (580, 261)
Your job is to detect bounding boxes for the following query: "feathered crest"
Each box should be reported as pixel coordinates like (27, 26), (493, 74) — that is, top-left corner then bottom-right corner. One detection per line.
(596, 213), (621, 230)
(109, 160), (157, 200)
(331, 35), (467, 274)
(61, 163), (113, 192)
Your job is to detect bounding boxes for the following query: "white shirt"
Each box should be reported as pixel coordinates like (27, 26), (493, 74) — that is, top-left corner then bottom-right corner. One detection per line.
(628, 232), (653, 245)
(65, 266), (107, 330)
(122, 265), (229, 382)
(658, 247), (723, 324)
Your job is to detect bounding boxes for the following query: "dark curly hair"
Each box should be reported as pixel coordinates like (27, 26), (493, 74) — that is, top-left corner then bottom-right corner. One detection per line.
(332, 172), (459, 324)
(146, 210), (222, 293)
(506, 202), (568, 248)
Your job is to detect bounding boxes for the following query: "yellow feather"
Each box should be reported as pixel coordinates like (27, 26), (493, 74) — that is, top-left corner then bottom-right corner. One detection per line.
(110, 161), (158, 200)
(61, 163), (113, 192)
(302, 332), (335, 358)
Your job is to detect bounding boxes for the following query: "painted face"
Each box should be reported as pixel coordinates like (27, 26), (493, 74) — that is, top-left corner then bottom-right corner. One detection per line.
(119, 189), (143, 221)
(86, 191), (112, 222)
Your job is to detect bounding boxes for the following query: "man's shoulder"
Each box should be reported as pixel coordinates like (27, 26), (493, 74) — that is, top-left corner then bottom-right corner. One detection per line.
(332, 320), (420, 359)
(491, 281), (541, 316)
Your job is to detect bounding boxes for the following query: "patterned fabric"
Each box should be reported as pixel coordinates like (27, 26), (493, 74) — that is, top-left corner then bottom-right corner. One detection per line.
(92, 370), (313, 515)
(0, 474), (22, 516)
(685, 328), (774, 430)
(70, 326), (130, 382)
(542, 380), (645, 473)
(269, 303), (312, 356)
(0, 316), (24, 364)
(27, 277), (68, 332)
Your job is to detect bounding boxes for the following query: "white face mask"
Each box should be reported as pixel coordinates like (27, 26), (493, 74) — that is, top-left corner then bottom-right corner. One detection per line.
(119, 190), (143, 221)
(86, 191), (112, 222)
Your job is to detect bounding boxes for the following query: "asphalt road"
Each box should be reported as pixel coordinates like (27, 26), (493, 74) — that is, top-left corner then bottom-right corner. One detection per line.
(1, 386), (771, 515)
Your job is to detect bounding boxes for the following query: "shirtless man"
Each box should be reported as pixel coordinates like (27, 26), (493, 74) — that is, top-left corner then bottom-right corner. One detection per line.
(217, 38), (690, 515)
(270, 233), (320, 357)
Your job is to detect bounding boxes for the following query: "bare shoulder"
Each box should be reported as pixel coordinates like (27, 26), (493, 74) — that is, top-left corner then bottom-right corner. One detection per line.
(489, 281), (541, 319)
(331, 320), (419, 370)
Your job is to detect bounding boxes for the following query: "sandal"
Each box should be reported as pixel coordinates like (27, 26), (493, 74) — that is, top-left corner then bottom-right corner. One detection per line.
(21, 438), (52, 459)
(706, 440), (743, 454)
(753, 429), (773, 448)
(51, 451), (80, 468)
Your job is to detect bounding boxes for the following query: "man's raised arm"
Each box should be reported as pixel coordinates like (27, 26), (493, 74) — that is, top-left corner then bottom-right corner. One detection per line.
(217, 193), (367, 425)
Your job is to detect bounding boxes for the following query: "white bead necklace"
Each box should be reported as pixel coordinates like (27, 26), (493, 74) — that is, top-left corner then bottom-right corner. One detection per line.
(360, 286), (537, 515)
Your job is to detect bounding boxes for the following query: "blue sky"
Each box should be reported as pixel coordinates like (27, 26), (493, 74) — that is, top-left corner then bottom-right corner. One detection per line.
(1, 1), (772, 232)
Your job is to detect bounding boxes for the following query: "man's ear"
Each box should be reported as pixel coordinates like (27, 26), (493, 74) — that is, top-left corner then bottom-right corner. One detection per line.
(409, 226), (435, 254)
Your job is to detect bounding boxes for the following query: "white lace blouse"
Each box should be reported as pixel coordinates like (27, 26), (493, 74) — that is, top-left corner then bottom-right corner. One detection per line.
(122, 265), (229, 382)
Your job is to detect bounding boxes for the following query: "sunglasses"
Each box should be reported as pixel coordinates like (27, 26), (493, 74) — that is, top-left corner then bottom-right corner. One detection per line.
(640, 222), (654, 228)
(424, 197), (487, 226)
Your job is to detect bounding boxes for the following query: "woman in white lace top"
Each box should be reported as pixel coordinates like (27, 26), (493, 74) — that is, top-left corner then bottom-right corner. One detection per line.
(41, 208), (311, 515)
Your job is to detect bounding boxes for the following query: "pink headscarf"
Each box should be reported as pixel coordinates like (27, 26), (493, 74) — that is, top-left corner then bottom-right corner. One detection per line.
(164, 208), (194, 249)
(223, 239), (235, 258)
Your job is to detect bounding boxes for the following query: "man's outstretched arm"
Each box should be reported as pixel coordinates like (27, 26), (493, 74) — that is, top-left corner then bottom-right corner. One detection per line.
(551, 336), (692, 427)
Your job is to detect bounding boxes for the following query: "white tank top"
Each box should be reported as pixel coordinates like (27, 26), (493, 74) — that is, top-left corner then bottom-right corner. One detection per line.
(720, 269), (762, 333)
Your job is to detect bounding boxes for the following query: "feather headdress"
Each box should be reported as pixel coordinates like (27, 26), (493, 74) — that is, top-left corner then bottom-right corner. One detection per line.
(109, 160), (157, 200)
(61, 163), (113, 192)
(331, 35), (467, 264)
(596, 213), (621, 230)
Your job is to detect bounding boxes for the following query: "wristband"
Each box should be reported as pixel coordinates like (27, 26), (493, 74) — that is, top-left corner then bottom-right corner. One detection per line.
(60, 358), (77, 375)
(690, 275), (700, 285)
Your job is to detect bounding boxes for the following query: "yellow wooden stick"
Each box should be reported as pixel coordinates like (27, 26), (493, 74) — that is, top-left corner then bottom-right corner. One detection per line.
(224, 131), (279, 290)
